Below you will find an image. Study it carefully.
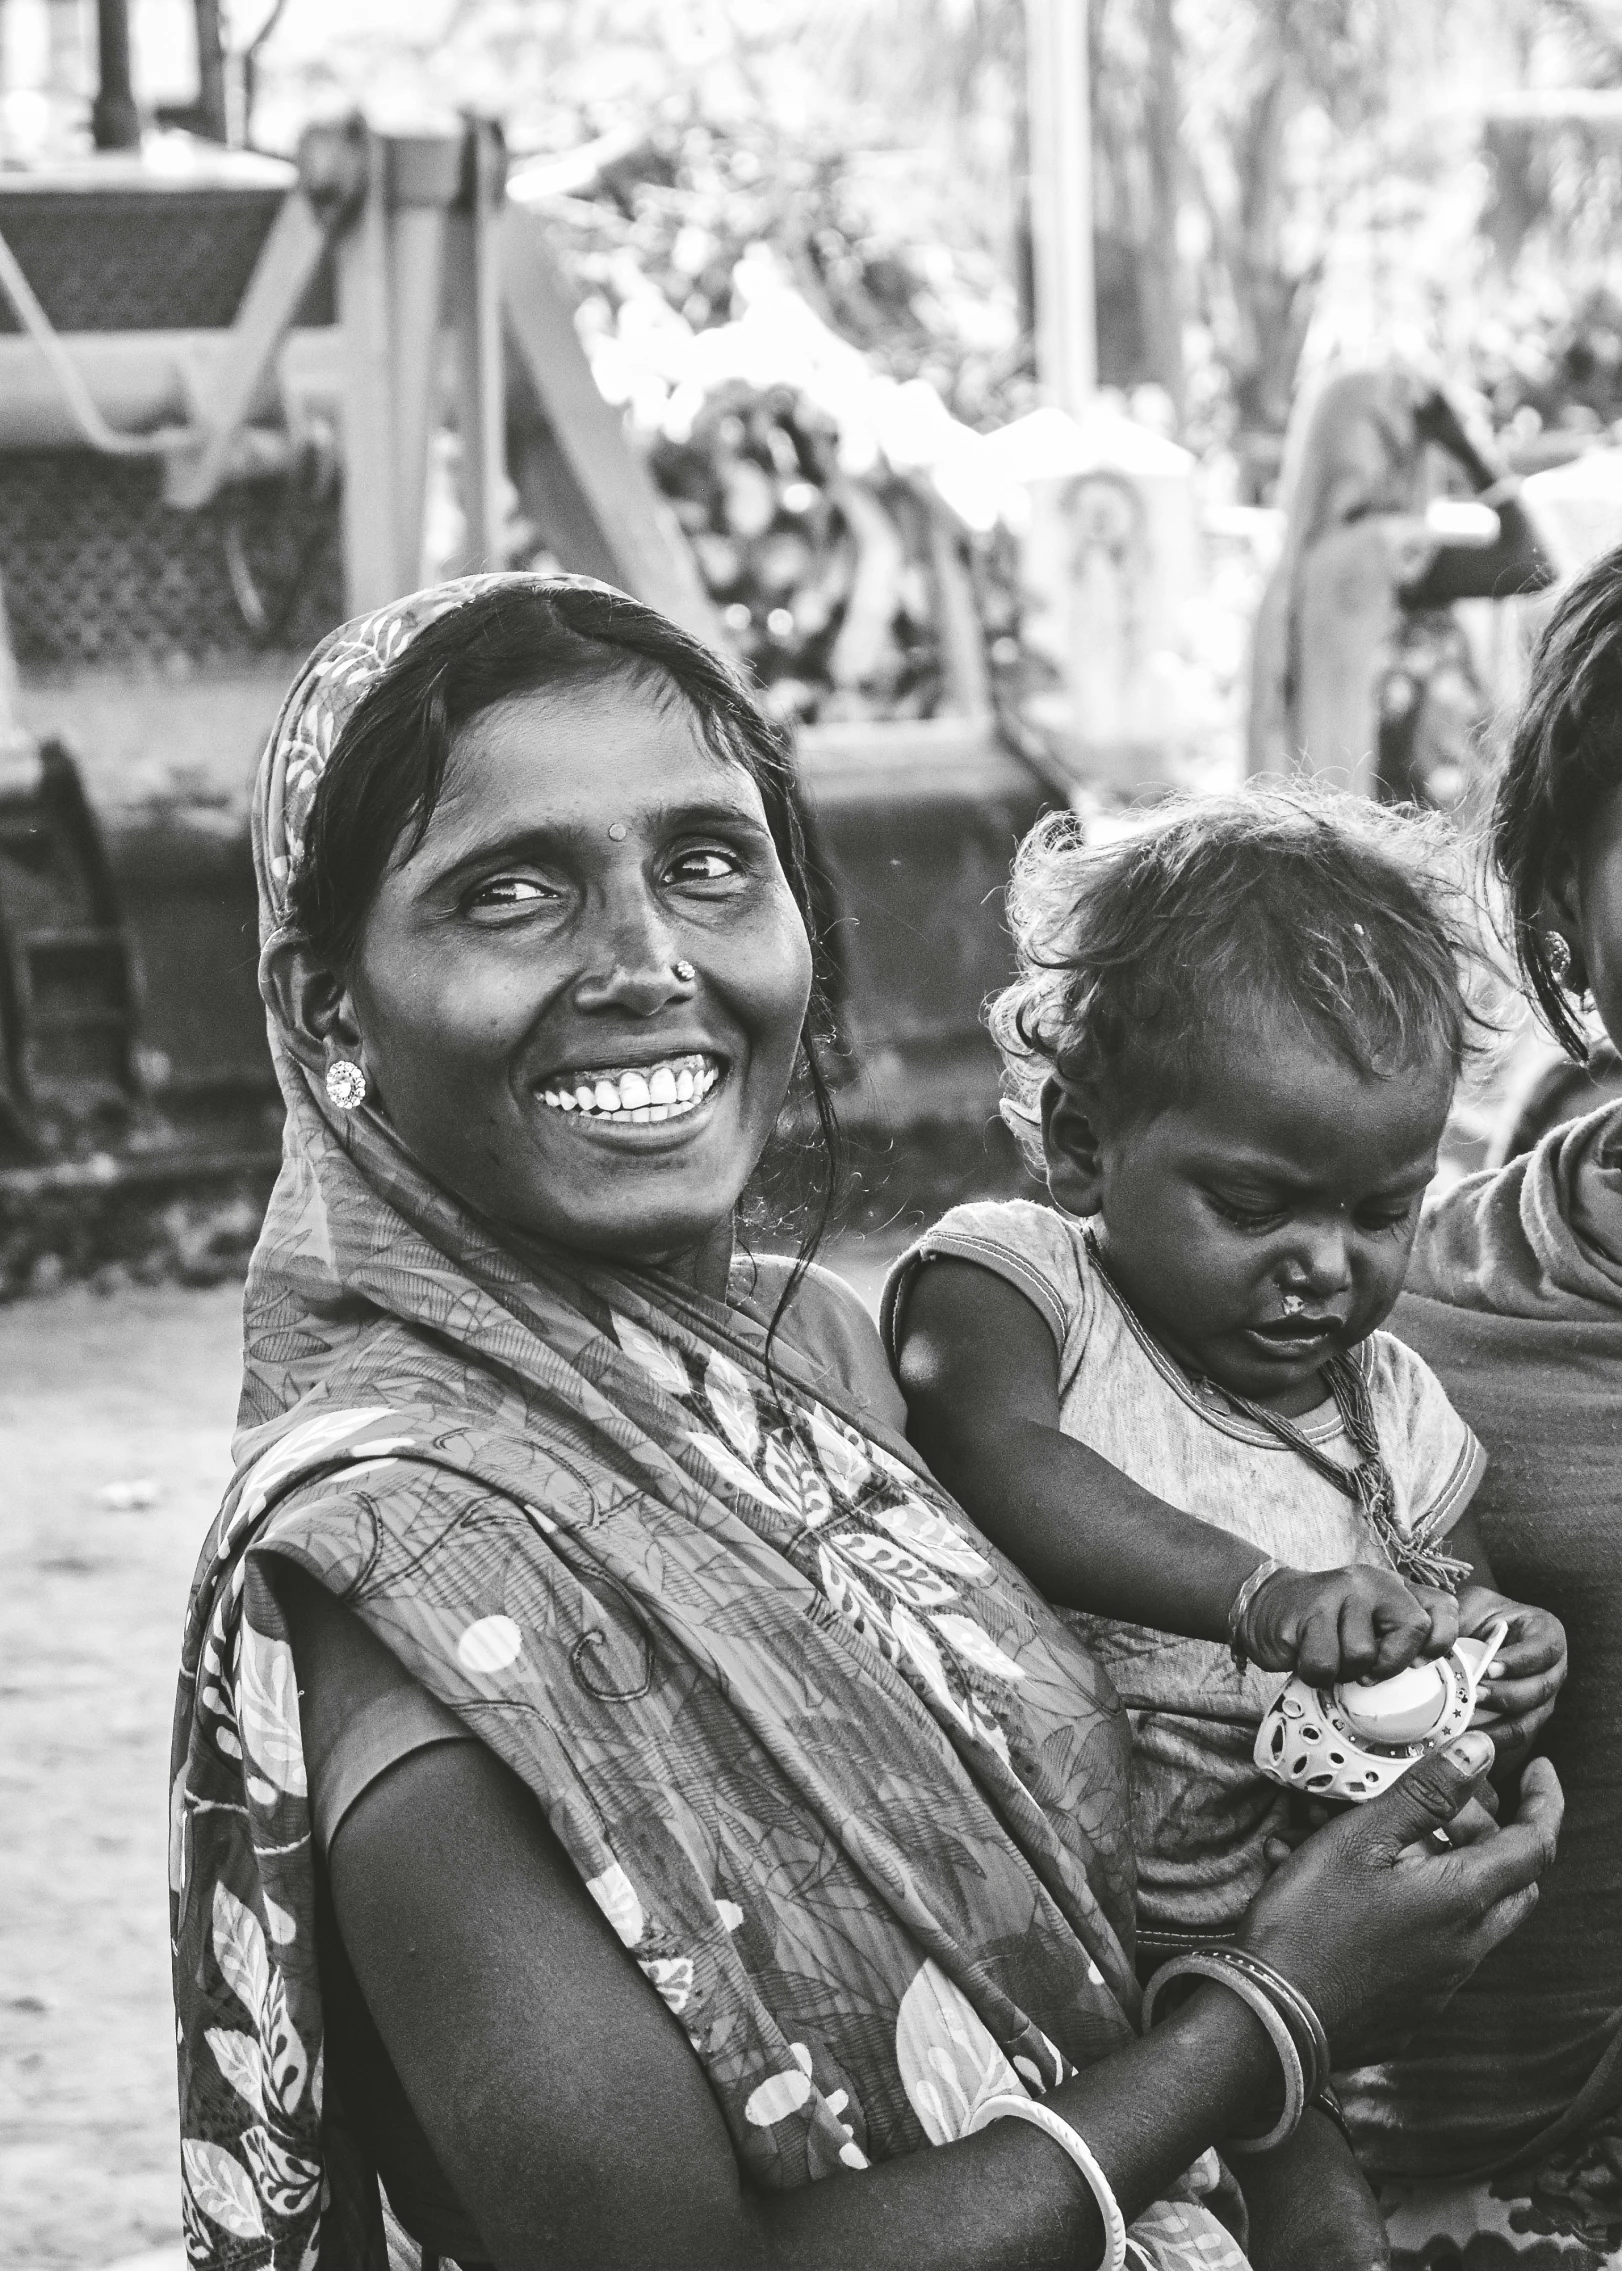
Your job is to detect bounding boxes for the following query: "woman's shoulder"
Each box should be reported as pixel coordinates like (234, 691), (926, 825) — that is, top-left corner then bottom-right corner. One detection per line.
(735, 1253), (908, 1430)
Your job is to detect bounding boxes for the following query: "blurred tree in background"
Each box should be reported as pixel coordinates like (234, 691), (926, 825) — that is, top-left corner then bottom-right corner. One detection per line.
(239, 0), (1622, 468)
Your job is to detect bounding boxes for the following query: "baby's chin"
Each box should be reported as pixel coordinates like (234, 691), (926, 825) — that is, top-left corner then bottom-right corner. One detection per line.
(1187, 1317), (1322, 1387)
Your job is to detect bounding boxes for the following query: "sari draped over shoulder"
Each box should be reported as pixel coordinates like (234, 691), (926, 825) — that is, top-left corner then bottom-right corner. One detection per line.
(170, 575), (1247, 2271)
(1339, 1103), (1622, 2268)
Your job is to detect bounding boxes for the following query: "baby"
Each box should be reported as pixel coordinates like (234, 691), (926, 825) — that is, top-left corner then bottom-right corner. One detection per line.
(883, 787), (1567, 2267)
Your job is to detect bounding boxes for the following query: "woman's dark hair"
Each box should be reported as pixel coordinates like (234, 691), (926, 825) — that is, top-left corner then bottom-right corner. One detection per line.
(288, 579), (844, 1269)
(1492, 542), (1622, 1059)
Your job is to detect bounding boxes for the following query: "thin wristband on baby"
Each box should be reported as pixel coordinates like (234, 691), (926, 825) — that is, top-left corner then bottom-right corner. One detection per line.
(1140, 1954), (1306, 2153)
(1227, 1557), (1287, 1672)
(964, 2093), (1127, 2271)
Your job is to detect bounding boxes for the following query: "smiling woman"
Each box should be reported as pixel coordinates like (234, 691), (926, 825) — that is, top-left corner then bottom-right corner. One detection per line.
(267, 583), (830, 1282)
(169, 575), (1562, 2271)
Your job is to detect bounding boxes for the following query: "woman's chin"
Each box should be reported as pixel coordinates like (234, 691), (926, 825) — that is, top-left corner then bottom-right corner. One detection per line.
(496, 1093), (760, 1264)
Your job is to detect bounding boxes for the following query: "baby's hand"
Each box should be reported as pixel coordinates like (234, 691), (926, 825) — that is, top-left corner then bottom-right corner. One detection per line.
(1464, 1590), (1568, 1757)
(1239, 1563), (1459, 1686)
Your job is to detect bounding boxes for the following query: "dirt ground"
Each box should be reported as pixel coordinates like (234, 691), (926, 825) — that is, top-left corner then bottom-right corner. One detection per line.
(0, 1237), (904, 2271)
(2, 1281), (244, 2271)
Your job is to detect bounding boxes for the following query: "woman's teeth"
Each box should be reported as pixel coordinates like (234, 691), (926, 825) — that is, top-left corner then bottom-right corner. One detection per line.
(539, 1055), (720, 1124)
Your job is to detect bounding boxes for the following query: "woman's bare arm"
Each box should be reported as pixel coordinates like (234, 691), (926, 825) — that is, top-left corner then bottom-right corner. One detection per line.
(328, 1737), (1282, 2271)
(281, 1552), (1559, 2271)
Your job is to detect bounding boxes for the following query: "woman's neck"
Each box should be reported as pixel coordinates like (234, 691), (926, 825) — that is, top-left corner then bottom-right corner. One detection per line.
(644, 1216), (737, 1304)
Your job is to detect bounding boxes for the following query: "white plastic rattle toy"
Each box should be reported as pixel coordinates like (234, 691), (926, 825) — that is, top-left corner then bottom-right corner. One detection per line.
(1253, 1618), (1510, 1803)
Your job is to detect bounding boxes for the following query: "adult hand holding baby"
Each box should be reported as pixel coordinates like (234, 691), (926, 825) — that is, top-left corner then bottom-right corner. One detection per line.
(1236, 1559), (1458, 1684)
(1240, 1729), (1564, 2065)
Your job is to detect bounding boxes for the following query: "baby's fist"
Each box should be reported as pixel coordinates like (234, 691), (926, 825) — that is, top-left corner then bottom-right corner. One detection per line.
(1240, 1564), (1458, 1686)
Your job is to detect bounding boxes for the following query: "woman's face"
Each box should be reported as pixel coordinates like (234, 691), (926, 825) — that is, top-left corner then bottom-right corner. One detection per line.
(339, 680), (814, 1276)
(1567, 775), (1622, 1053)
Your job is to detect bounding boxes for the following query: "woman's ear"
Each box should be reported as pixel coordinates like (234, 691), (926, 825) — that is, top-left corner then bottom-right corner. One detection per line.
(260, 934), (368, 1085)
(1041, 1076), (1107, 1217)
(1538, 872), (1590, 996)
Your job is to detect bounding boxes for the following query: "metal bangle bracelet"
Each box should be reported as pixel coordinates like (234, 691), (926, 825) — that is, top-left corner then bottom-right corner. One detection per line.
(1226, 1557), (1287, 1672)
(1205, 1948), (1331, 2103)
(964, 2092), (1128, 2271)
(1141, 1954), (1307, 2153)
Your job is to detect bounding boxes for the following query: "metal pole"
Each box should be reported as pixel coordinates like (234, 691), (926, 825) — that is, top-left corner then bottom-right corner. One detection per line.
(334, 127), (399, 613)
(91, 0), (141, 151)
(1024, 0), (1096, 414)
(193, 0), (229, 144)
(383, 131), (462, 594)
(448, 119), (507, 575)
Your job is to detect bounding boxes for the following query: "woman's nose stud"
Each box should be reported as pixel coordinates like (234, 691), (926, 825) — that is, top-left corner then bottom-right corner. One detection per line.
(672, 960), (696, 983)
(607, 822), (629, 842)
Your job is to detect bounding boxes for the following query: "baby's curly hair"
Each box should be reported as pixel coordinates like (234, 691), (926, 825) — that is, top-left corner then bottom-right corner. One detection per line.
(989, 783), (1481, 1173)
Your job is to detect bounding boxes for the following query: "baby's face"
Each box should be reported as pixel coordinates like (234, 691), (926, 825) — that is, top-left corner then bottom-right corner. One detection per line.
(1047, 1032), (1452, 1416)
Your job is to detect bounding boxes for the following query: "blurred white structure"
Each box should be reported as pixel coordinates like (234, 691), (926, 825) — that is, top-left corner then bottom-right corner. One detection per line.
(989, 401), (1202, 791)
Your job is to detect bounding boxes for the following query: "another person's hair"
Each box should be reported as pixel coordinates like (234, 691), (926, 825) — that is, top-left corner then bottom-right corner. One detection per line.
(988, 782), (1478, 1169)
(1491, 541), (1622, 1059)
(287, 579), (844, 1257)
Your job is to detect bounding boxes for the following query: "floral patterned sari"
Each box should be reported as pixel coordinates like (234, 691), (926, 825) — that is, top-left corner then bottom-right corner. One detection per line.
(170, 575), (1249, 2271)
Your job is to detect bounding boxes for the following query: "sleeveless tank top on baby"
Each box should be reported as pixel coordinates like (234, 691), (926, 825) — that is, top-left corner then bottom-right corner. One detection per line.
(883, 1199), (1483, 1938)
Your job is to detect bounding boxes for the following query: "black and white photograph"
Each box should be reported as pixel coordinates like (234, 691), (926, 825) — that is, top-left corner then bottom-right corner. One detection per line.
(1, 4), (1617, 2269)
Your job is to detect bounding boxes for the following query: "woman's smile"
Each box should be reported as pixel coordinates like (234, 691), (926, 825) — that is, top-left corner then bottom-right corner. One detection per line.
(537, 1048), (723, 1127)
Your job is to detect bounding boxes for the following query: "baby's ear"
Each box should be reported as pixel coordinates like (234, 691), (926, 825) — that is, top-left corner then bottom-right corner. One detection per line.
(1041, 1076), (1106, 1216)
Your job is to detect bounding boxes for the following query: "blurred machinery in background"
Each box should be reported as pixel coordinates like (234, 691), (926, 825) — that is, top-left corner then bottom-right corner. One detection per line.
(0, 105), (1043, 1196)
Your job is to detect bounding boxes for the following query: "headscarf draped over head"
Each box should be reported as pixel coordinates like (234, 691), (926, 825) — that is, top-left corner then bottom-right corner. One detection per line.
(172, 575), (1247, 2271)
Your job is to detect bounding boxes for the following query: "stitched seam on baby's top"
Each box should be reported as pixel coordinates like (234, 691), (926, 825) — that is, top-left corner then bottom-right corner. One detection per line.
(907, 1231), (1072, 1357)
(1413, 1430), (1488, 1540)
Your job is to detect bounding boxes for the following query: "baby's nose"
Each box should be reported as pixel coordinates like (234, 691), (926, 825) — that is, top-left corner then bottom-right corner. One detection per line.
(1299, 1218), (1354, 1293)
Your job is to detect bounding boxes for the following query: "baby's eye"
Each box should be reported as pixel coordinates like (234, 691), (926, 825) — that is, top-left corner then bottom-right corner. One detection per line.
(1357, 1200), (1418, 1232)
(1211, 1196), (1289, 1233)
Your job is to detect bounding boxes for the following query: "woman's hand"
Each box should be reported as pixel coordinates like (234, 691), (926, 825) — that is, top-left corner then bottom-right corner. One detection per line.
(1463, 1586), (1569, 1756)
(1241, 1563), (1458, 1684)
(1240, 1729), (1563, 2064)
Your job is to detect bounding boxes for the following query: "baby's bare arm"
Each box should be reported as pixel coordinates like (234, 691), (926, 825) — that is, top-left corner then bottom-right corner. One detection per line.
(896, 1259), (1266, 1637)
(898, 1259), (1455, 1679)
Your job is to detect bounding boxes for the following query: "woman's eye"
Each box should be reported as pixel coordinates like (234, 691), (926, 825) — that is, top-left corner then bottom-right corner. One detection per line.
(469, 875), (558, 910)
(666, 847), (743, 885)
